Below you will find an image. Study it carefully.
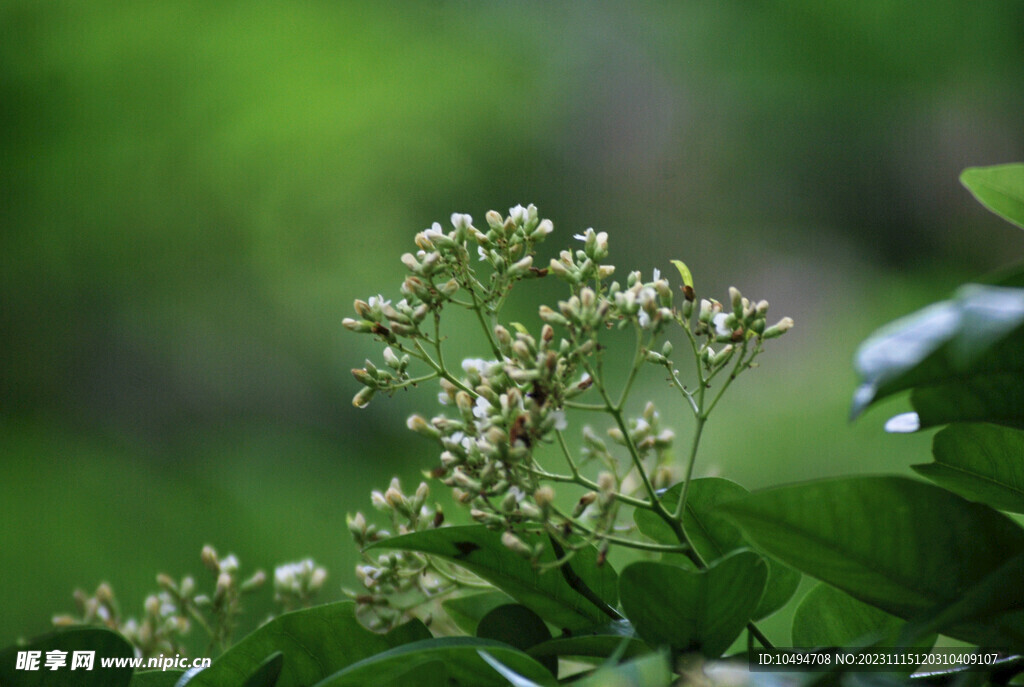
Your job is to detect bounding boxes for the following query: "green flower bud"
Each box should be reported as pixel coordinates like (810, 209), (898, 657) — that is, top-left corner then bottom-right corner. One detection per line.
(763, 316), (794, 339)
(501, 531), (534, 558)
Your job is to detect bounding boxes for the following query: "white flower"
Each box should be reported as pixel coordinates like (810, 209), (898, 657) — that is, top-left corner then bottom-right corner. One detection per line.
(477, 246), (487, 261)
(651, 268), (660, 281)
(451, 213), (472, 230)
(638, 310), (651, 329)
(367, 295), (390, 310)
(551, 410), (567, 431)
(713, 312), (733, 338)
(473, 396), (492, 420)
(437, 392), (450, 405)
(573, 233), (587, 241)
(509, 205), (528, 224)
(461, 358), (496, 376)
(424, 222), (445, 238)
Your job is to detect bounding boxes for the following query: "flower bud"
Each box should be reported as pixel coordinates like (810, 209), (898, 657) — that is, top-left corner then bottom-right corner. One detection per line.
(407, 414), (441, 439)
(353, 386), (375, 408)
(219, 554), (239, 574)
(242, 570), (266, 592)
(597, 265), (616, 280)
(530, 219), (553, 240)
(201, 546), (219, 573)
(573, 491), (598, 517)
(485, 210), (504, 231)
(144, 594), (161, 617)
(729, 286), (743, 314)
(501, 531), (534, 558)
(343, 318), (374, 333)
(400, 253), (421, 272)
(763, 316), (794, 339)
(214, 572), (231, 603)
(534, 486), (555, 509)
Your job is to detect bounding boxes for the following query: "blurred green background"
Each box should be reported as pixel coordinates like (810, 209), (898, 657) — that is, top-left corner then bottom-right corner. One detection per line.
(2, 1), (1023, 646)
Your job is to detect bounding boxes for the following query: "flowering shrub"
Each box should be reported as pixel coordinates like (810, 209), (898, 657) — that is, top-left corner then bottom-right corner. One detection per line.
(7, 165), (1024, 686)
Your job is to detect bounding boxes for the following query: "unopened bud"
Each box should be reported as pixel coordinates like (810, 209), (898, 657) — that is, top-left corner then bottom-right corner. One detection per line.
(573, 492), (598, 518)
(407, 414), (440, 439)
(347, 512), (367, 537)
(200, 546), (219, 573)
(729, 287), (743, 314)
(343, 318), (374, 333)
(501, 531), (534, 558)
(144, 595), (161, 617)
(214, 572), (231, 603)
(597, 471), (616, 493)
(534, 486), (555, 509)
(353, 386), (375, 408)
(763, 317), (794, 339)
(242, 570), (267, 592)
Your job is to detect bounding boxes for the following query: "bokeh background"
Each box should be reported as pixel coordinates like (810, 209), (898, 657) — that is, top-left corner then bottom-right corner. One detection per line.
(3, 1), (1023, 646)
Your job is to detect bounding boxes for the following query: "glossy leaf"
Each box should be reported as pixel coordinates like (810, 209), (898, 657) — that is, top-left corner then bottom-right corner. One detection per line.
(572, 652), (673, 687)
(527, 620), (647, 661)
(312, 637), (557, 687)
(635, 478), (800, 619)
(178, 602), (429, 687)
(0, 627), (135, 687)
(443, 590), (515, 635)
(477, 604), (556, 675)
(961, 163), (1024, 231)
(913, 423), (1024, 514)
(240, 652), (284, 687)
(370, 525), (618, 631)
(792, 583), (933, 650)
(851, 284), (1024, 428)
(619, 551), (767, 657)
(719, 476), (1024, 646)
(477, 651), (546, 687)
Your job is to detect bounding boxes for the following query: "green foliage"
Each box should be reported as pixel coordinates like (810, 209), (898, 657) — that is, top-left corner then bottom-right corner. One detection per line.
(618, 552), (767, 658)
(913, 423), (1024, 513)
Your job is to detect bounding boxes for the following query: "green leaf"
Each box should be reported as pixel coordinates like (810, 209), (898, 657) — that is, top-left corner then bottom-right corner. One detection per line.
(477, 605), (556, 675)
(635, 478), (800, 619)
(670, 259), (694, 289)
(311, 638), (557, 687)
(572, 652), (673, 687)
(618, 551), (767, 658)
(961, 163), (1024, 230)
(913, 423), (1024, 514)
(900, 553), (1024, 652)
(240, 652), (284, 687)
(527, 621), (647, 662)
(477, 651), (546, 687)
(792, 583), (934, 650)
(131, 671), (186, 687)
(178, 602), (427, 687)
(442, 590), (515, 635)
(370, 525), (618, 631)
(0, 627), (135, 687)
(851, 284), (1024, 427)
(718, 476), (1024, 646)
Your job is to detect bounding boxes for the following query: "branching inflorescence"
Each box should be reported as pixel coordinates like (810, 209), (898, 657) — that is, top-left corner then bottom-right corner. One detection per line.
(343, 205), (792, 630)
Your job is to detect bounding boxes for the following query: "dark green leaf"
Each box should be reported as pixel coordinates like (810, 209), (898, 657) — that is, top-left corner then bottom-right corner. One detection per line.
(635, 478), (800, 619)
(527, 621), (647, 662)
(619, 551), (767, 658)
(961, 163), (1024, 230)
(241, 652), (283, 687)
(370, 525), (618, 631)
(913, 423), (1024, 514)
(311, 638), (557, 687)
(792, 583), (934, 651)
(442, 590), (515, 635)
(719, 476), (1024, 646)
(900, 553), (1024, 652)
(0, 627), (134, 687)
(178, 602), (422, 687)
(477, 605), (555, 675)
(131, 671), (186, 687)
(851, 284), (1024, 427)
(572, 652), (673, 687)
(381, 660), (448, 687)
